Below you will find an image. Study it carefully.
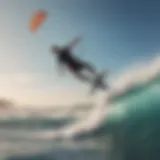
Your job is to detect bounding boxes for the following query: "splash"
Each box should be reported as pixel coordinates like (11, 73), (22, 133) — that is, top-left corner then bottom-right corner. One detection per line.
(37, 55), (160, 140)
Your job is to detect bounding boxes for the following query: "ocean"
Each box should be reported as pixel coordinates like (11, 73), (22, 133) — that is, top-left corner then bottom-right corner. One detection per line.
(0, 56), (160, 160)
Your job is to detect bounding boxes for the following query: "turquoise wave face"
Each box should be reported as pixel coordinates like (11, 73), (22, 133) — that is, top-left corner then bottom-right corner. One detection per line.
(97, 74), (160, 160)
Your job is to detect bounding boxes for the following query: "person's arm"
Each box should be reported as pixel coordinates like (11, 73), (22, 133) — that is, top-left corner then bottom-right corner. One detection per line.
(65, 36), (82, 50)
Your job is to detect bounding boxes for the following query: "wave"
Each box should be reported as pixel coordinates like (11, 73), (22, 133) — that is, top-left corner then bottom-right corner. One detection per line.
(46, 55), (160, 140)
(1, 55), (160, 160)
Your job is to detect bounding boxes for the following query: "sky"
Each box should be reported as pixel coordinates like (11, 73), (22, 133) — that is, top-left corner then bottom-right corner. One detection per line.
(0, 0), (160, 106)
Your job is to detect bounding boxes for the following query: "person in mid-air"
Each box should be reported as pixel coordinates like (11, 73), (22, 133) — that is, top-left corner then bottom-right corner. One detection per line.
(51, 36), (97, 84)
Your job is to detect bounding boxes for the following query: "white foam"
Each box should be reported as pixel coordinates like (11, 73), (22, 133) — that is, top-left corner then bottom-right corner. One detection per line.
(39, 55), (160, 140)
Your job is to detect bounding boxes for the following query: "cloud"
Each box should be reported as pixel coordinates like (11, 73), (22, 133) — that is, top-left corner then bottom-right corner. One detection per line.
(0, 73), (88, 106)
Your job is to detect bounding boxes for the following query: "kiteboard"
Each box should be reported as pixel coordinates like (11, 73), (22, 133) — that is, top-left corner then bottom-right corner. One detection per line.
(90, 69), (109, 94)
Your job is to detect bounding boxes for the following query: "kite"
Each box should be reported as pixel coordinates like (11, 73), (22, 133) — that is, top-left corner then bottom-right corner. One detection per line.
(29, 10), (47, 32)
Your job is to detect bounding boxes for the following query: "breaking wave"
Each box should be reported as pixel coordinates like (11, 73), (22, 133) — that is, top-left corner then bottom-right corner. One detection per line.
(49, 55), (160, 141)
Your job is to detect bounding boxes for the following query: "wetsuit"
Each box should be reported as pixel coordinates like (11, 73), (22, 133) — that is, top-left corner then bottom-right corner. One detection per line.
(58, 48), (83, 72)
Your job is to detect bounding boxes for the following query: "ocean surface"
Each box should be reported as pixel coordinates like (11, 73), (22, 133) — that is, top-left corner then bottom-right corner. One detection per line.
(0, 56), (160, 160)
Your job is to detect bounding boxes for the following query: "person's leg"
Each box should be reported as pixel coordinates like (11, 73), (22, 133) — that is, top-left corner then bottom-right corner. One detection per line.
(68, 61), (95, 83)
(81, 61), (96, 75)
(73, 71), (92, 83)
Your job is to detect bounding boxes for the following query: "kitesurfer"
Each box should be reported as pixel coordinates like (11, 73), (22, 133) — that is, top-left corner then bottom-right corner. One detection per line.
(51, 36), (97, 83)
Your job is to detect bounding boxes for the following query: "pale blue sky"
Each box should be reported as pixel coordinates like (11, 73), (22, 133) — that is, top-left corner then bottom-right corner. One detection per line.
(0, 0), (160, 105)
